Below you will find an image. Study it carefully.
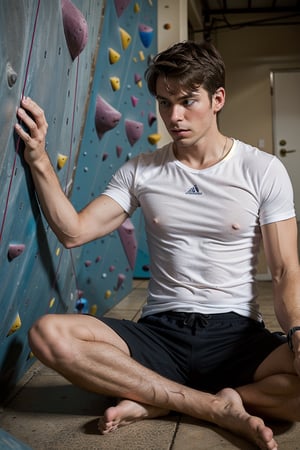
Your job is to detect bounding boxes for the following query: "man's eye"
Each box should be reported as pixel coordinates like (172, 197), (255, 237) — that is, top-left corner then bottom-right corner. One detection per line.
(183, 99), (195, 106)
(159, 100), (169, 107)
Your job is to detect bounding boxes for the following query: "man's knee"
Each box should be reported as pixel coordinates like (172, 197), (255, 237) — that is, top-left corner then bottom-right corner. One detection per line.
(28, 314), (72, 366)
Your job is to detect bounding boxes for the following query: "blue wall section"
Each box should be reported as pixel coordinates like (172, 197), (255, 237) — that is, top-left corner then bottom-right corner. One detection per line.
(0, 0), (156, 400)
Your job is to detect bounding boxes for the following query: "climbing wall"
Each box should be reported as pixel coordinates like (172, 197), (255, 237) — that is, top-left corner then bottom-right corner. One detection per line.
(0, 0), (157, 400)
(71, 0), (157, 313)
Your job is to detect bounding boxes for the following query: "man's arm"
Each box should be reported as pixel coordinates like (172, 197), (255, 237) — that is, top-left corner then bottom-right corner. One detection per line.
(261, 218), (300, 368)
(15, 97), (128, 248)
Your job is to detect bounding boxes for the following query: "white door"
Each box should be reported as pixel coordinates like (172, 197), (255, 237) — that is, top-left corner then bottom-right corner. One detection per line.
(271, 70), (300, 220)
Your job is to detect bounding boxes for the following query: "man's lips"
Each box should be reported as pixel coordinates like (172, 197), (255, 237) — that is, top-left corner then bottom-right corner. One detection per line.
(170, 128), (190, 137)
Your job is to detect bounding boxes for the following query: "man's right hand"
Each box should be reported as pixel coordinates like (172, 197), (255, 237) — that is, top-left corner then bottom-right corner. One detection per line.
(15, 97), (48, 166)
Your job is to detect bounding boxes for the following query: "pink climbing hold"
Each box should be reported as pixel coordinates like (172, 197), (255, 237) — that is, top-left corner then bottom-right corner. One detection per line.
(131, 96), (139, 107)
(125, 119), (144, 146)
(8, 244), (25, 261)
(116, 145), (123, 158)
(114, 0), (130, 17)
(61, 0), (88, 60)
(134, 73), (142, 84)
(118, 218), (137, 270)
(95, 96), (122, 139)
(116, 273), (126, 290)
(148, 112), (157, 126)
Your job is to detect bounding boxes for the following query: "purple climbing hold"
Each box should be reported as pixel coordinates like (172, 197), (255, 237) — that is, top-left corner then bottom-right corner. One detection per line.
(114, 0), (130, 17)
(61, 0), (88, 60)
(95, 96), (122, 139)
(148, 112), (157, 126)
(125, 119), (144, 146)
(138, 24), (154, 48)
(118, 218), (137, 270)
(8, 244), (25, 261)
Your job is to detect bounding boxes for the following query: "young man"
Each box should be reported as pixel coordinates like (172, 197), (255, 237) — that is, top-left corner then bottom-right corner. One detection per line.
(15, 41), (300, 450)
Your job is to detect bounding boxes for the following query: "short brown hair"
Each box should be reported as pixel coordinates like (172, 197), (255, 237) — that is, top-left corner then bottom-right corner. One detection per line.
(145, 40), (225, 102)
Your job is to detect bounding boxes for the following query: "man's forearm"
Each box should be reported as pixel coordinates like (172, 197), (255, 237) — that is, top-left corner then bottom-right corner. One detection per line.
(29, 155), (81, 247)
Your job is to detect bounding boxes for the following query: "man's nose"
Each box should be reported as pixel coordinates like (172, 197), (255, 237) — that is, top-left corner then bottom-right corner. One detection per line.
(170, 104), (184, 122)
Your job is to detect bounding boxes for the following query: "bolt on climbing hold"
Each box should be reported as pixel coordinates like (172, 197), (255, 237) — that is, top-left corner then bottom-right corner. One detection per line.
(75, 297), (89, 314)
(119, 27), (132, 50)
(125, 119), (144, 146)
(6, 62), (17, 87)
(138, 24), (154, 48)
(89, 304), (97, 316)
(57, 153), (68, 169)
(95, 95), (122, 139)
(61, 0), (88, 60)
(116, 273), (126, 290)
(110, 76), (121, 91)
(108, 47), (121, 64)
(105, 289), (112, 299)
(8, 244), (25, 261)
(148, 133), (161, 145)
(7, 313), (22, 336)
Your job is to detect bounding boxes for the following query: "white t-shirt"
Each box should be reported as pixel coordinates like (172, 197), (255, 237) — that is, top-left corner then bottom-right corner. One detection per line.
(104, 140), (295, 321)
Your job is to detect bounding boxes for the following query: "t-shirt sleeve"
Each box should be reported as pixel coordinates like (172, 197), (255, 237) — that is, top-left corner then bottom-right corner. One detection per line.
(259, 156), (295, 226)
(103, 159), (140, 216)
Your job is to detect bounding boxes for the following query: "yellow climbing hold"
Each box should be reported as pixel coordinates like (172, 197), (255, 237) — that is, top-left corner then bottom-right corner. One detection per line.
(120, 27), (132, 50)
(109, 47), (121, 64)
(148, 133), (161, 145)
(49, 297), (55, 308)
(134, 3), (140, 13)
(105, 289), (112, 299)
(110, 76), (121, 91)
(137, 80), (142, 88)
(57, 153), (68, 169)
(90, 304), (98, 316)
(56, 247), (61, 256)
(8, 313), (21, 336)
(139, 50), (145, 61)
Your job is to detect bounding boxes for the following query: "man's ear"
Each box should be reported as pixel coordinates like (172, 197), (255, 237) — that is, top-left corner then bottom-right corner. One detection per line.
(213, 87), (225, 112)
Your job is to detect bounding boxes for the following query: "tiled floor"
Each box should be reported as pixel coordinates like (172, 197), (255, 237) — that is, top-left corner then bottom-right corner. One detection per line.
(1, 280), (300, 449)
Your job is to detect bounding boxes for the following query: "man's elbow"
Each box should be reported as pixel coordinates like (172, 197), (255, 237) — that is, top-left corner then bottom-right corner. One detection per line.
(57, 233), (82, 249)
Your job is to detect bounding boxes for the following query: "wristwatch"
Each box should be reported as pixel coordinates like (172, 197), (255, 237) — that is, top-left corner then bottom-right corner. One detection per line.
(287, 326), (300, 352)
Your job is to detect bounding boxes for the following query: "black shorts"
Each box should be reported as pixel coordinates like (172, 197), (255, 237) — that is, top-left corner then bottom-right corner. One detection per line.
(99, 311), (286, 393)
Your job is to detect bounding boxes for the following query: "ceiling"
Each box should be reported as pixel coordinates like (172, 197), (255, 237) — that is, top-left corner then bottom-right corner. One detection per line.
(188, 0), (300, 37)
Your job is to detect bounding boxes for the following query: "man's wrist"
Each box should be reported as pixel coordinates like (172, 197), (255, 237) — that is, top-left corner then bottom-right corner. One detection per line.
(287, 327), (300, 352)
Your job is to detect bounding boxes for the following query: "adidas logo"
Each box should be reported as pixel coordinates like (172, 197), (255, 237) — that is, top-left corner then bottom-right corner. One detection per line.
(185, 185), (203, 195)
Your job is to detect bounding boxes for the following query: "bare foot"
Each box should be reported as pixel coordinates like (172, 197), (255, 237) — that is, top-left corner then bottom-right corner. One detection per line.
(98, 399), (169, 434)
(214, 388), (278, 450)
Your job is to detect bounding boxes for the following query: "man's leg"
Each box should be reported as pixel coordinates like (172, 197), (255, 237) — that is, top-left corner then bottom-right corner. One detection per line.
(238, 343), (300, 421)
(28, 313), (277, 450)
